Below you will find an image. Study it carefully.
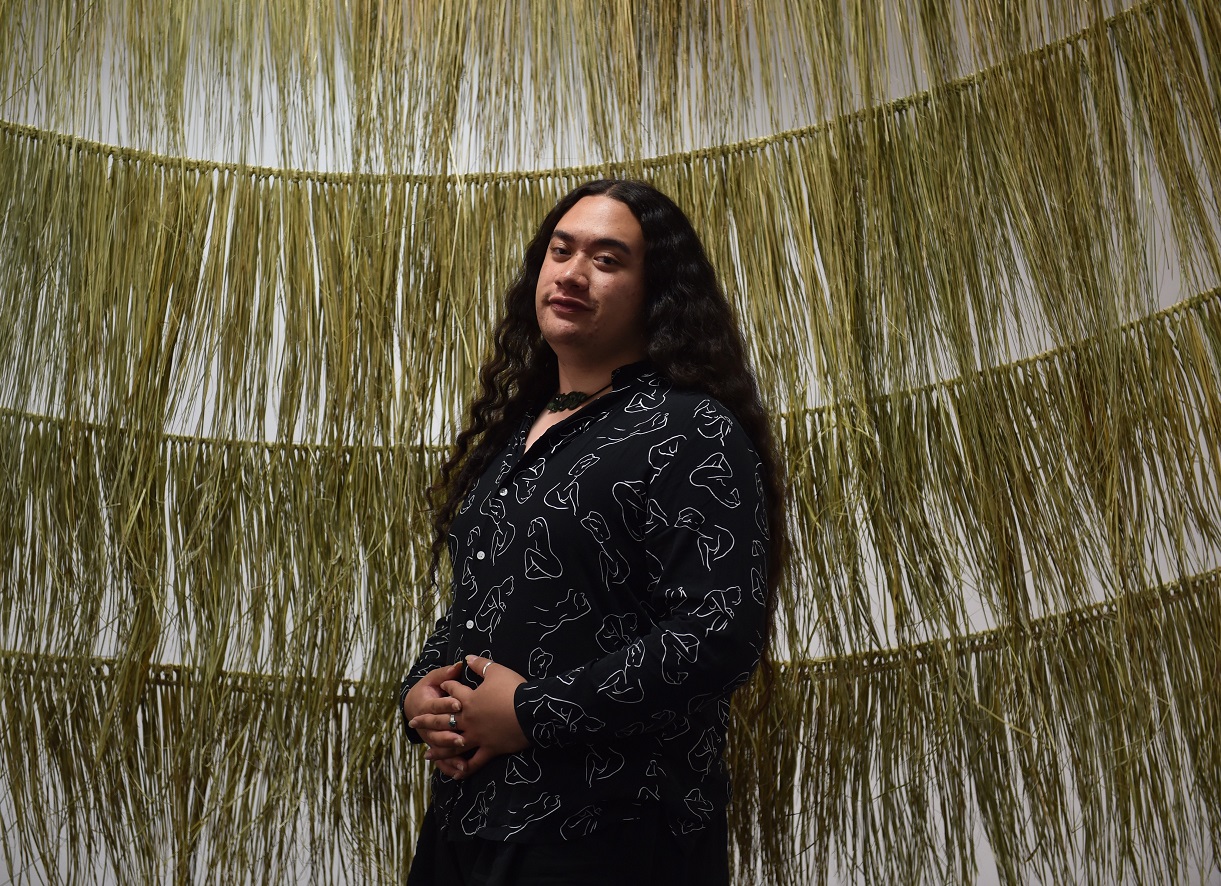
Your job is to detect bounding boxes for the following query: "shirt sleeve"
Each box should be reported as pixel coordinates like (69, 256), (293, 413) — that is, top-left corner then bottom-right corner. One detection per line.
(513, 413), (770, 749)
(397, 607), (453, 742)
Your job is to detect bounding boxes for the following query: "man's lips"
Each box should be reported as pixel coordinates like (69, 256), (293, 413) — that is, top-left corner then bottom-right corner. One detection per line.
(547, 294), (591, 312)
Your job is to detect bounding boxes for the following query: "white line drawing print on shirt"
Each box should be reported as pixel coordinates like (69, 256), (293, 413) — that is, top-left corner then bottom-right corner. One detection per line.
(673, 506), (735, 569)
(689, 451), (741, 507)
(524, 517), (563, 578)
(693, 399), (733, 443)
(530, 587), (591, 639)
(474, 576), (514, 633)
(543, 452), (600, 513)
(580, 510), (631, 585)
(505, 747), (543, 785)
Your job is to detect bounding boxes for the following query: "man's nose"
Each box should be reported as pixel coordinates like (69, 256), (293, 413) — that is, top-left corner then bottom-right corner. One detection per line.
(558, 259), (589, 288)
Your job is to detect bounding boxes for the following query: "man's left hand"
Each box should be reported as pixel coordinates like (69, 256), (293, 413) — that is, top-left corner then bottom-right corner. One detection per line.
(438, 655), (529, 779)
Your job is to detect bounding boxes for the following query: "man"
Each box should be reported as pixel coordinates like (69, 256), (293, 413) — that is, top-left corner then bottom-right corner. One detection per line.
(400, 179), (784, 885)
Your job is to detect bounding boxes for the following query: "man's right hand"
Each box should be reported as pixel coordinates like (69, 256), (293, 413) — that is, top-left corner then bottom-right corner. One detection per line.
(403, 662), (472, 779)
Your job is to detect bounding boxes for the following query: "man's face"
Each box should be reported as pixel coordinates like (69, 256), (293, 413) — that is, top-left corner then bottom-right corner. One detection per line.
(535, 195), (648, 366)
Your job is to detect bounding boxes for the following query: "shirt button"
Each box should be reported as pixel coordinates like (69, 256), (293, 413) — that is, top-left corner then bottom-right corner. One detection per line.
(476, 551), (486, 560)
(498, 488), (508, 497)
(465, 620), (475, 629)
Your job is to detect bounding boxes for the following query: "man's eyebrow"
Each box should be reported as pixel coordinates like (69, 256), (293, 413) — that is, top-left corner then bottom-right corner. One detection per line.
(551, 228), (635, 256)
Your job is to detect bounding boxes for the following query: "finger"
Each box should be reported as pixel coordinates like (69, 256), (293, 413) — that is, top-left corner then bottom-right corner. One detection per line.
(439, 679), (474, 701)
(421, 737), (465, 755)
(410, 718), (467, 745)
(417, 695), (461, 715)
(464, 654), (495, 681)
(419, 661), (463, 688)
(425, 743), (470, 761)
(459, 747), (496, 778)
(428, 662), (463, 685)
(424, 714), (465, 738)
(433, 757), (466, 779)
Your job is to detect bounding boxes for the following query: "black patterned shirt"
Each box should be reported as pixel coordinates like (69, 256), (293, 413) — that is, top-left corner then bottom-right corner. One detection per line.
(400, 362), (769, 843)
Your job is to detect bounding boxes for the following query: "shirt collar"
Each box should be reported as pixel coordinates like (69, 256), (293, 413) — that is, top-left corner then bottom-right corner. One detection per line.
(610, 359), (654, 388)
(520, 360), (656, 442)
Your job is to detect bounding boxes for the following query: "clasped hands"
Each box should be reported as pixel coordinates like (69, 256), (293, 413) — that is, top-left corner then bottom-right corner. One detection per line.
(403, 654), (529, 780)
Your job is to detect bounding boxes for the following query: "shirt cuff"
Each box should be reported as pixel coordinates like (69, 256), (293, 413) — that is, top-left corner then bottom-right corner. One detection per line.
(398, 679), (424, 744)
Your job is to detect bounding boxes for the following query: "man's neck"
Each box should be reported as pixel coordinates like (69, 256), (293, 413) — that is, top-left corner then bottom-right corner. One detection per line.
(553, 351), (644, 396)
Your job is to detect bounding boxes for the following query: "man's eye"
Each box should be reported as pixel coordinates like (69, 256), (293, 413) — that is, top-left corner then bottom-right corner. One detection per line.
(595, 255), (619, 266)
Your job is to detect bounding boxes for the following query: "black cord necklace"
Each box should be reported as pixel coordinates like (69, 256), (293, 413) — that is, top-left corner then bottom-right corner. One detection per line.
(545, 380), (613, 413)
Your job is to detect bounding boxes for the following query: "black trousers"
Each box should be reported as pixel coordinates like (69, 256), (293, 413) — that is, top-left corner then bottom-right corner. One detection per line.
(405, 804), (730, 886)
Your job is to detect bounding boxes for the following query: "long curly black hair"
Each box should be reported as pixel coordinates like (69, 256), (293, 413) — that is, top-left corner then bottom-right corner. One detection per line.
(429, 179), (786, 639)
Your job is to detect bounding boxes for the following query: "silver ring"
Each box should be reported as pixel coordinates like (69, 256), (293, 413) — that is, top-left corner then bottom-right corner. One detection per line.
(482, 661), (494, 677)
(448, 713), (457, 730)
